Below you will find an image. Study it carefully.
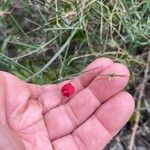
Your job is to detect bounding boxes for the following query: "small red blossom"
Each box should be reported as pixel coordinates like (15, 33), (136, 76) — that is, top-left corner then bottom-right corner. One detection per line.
(61, 83), (75, 97)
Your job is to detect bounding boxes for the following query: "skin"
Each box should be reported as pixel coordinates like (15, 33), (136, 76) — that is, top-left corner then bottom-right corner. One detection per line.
(0, 57), (135, 150)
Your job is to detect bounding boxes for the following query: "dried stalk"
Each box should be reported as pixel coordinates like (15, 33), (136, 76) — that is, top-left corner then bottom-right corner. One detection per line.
(129, 50), (150, 150)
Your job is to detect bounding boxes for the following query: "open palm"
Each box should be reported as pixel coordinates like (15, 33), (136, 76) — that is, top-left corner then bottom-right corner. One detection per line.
(0, 58), (134, 150)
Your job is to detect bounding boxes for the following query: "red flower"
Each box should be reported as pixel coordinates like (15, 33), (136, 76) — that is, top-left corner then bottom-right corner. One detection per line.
(61, 83), (75, 97)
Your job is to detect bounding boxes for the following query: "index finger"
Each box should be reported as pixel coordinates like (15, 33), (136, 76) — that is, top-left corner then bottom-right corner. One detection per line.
(59, 57), (113, 102)
(31, 58), (113, 113)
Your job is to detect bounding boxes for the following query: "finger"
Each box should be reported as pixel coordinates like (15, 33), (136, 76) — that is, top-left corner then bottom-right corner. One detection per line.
(52, 92), (135, 150)
(33, 58), (113, 113)
(59, 57), (113, 102)
(94, 91), (135, 136)
(88, 62), (130, 102)
(44, 63), (129, 140)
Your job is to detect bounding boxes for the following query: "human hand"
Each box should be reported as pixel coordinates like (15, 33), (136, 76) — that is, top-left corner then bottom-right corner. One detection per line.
(0, 58), (134, 150)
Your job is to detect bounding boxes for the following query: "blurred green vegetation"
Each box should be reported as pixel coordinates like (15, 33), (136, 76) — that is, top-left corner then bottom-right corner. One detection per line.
(0, 0), (148, 85)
